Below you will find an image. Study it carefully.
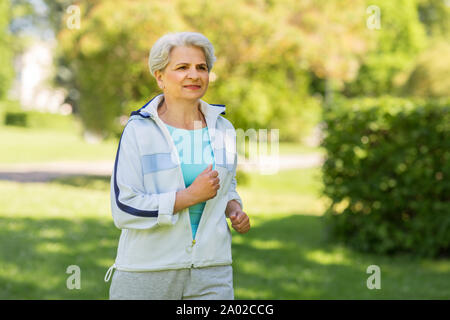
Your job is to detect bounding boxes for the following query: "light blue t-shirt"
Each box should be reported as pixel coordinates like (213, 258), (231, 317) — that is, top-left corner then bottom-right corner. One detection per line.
(164, 123), (215, 240)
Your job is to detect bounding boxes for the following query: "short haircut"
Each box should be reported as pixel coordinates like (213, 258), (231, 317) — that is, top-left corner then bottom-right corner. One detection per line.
(149, 32), (216, 78)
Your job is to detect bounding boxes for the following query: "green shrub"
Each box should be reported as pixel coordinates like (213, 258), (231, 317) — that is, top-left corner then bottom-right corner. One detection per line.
(403, 41), (450, 99)
(321, 96), (450, 258)
(4, 112), (27, 127)
(26, 111), (79, 132)
(0, 100), (79, 132)
(0, 100), (21, 126)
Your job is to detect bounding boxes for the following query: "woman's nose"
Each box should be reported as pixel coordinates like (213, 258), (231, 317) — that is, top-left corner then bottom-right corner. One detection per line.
(187, 67), (200, 79)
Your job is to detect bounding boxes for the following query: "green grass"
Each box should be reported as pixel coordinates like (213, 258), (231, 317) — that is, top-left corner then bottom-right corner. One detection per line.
(238, 140), (324, 158)
(0, 176), (116, 299)
(0, 126), (118, 164)
(232, 213), (450, 299)
(0, 105), (118, 164)
(0, 169), (449, 299)
(278, 142), (325, 155)
(237, 166), (329, 215)
(1, 101), (323, 165)
(0, 120), (318, 164)
(0, 114), (447, 299)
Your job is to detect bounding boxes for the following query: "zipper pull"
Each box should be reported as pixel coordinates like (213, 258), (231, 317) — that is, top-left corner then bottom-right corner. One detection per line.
(186, 240), (196, 253)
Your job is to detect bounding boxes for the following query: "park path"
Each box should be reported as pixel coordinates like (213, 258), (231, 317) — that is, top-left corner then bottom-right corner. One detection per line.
(0, 153), (325, 183)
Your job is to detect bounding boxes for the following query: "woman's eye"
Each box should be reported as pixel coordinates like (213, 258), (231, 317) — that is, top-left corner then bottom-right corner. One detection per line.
(178, 66), (207, 70)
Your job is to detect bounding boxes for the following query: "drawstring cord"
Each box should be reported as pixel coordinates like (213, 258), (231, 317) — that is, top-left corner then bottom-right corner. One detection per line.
(104, 264), (116, 282)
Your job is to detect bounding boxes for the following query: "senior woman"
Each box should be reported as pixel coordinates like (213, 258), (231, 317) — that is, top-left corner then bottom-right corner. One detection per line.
(104, 32), (250, 300)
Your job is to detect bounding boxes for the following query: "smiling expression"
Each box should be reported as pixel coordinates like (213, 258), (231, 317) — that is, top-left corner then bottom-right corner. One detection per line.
(155, 45), (210, 101)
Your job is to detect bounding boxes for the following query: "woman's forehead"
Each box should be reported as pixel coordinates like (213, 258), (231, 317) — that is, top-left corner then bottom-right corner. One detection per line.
(169, 46), (206, 64)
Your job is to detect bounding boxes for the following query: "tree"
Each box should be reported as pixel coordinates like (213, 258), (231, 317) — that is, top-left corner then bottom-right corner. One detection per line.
(55, 0), (324, 141)
(57, 0), (183, 136)
(344, 0), (428, 96)
(417, 0), (450, 38)
(53, 0), (385, 141)
(279, 0), (371, 105)
(0, 0), (14, 100)
(403, 41), (450, 98)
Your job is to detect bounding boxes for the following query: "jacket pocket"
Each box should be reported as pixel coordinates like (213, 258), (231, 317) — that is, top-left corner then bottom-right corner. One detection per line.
(141, 152), (178, 174)
(141, 152), (182, 194)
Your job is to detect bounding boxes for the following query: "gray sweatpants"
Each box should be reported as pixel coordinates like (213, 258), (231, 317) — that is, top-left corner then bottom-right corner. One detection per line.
(109, 265), (234, 300)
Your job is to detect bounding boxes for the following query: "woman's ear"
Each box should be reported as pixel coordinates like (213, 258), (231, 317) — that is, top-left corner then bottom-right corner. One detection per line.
(154, 70), (164, 90)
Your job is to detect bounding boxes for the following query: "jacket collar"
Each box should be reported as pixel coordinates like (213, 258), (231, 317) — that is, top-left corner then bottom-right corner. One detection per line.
(132, 93), (226, 122)
(130, 93), (226, 154)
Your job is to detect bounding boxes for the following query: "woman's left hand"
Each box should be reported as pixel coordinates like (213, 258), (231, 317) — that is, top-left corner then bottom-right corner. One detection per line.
(229, 210), (251, 234)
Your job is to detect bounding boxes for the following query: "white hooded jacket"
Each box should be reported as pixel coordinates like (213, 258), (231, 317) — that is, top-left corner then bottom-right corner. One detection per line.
(104, 94), (243, 282)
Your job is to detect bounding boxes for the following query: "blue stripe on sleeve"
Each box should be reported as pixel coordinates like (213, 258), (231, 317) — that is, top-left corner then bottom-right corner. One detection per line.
(113, 126), (159, 218)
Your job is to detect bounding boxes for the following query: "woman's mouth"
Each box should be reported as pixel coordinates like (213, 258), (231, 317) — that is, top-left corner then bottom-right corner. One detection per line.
(184, 85), (201, 90)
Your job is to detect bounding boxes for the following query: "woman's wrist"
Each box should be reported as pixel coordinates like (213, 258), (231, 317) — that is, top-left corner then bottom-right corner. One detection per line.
(225, 199), (242, 218)
(174, 188), (197, 213)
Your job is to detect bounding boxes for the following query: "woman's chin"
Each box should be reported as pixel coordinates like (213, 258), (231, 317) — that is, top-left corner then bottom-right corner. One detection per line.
(180, 90), (206, 100)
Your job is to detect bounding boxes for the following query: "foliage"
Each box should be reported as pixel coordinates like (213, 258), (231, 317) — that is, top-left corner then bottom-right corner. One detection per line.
(321, 96), (450, 257)
(403, 41), (450, 98)
(4, 112), (27, 127)
(0, 111), (117, 164)
(53, 0), (386, 141)
(344, 0), (428, 96)
(417, 0), (450, 38)
(7, 0), (450, 138)
(0, 0), (14, 99)
(278, 0), (370, 83)
(0, 100), (78, 130)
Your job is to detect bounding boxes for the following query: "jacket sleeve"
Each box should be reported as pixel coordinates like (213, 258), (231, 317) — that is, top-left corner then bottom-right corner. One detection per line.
(110, 122), (178, 230)
(226, 137), (244, 210)
(227, 175), (243, 210)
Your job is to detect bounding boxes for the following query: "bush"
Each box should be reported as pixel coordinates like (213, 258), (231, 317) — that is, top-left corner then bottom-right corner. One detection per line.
(321, 96), (450, 258)
(0, 100), (80, 132)
(26, 111), (79, 132)
(0, 100), (22, 126)
(4, 112), (27, 127)
(403, 41), (450, 99)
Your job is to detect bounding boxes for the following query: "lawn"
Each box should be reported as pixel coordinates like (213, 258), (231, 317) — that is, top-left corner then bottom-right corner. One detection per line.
(0, 126), (118, 164)
(0, 118), (320, 164)
(0, 113), (448, 299)
(277, 142), (325, 155)
(0, 168), (449, 299)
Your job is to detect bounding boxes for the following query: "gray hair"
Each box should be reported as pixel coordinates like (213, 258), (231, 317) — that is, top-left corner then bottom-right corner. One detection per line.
(149, 32), (216, 78)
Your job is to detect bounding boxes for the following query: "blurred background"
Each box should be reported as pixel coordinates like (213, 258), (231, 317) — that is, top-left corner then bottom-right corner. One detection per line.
(0, 0), (448, 299)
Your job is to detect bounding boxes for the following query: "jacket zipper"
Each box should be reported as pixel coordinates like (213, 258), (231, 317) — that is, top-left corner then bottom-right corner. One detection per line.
(151, 114), (196, 245)
(190, 112), (218, 246)
(149, 108), (219, 268)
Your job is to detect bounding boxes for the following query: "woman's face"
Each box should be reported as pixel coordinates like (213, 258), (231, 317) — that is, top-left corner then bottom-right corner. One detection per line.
(155, 45), (210, 102)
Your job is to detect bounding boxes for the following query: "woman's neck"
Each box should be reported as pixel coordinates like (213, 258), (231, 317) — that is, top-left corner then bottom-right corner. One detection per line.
(157, 96), (206, 129)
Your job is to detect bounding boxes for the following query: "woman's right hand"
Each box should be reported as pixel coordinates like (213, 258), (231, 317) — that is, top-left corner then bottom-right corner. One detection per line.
(187, 164), (220, 203)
